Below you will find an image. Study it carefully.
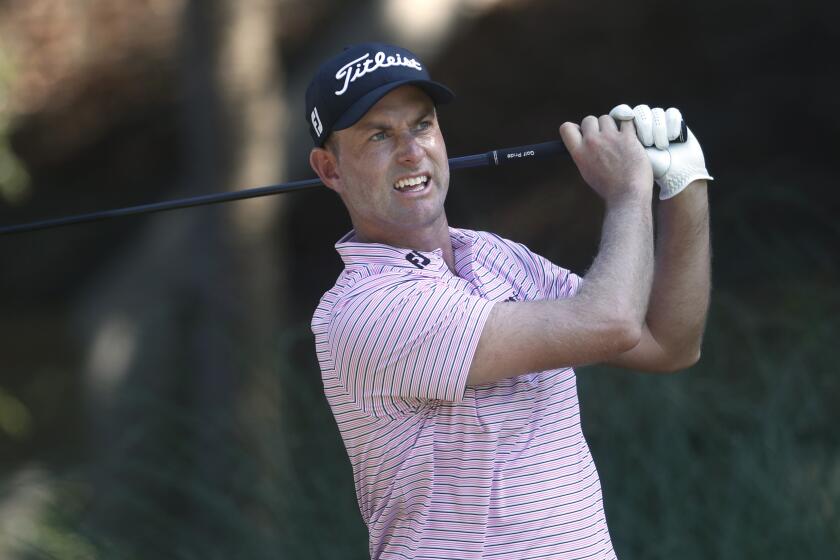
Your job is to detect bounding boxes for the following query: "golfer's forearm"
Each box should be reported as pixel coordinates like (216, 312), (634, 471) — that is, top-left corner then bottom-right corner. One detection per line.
(521, 192), (655, 363)
(468, 193), (653, 385)
(647, 181), (711, 359)
(578, 193), (654, 336)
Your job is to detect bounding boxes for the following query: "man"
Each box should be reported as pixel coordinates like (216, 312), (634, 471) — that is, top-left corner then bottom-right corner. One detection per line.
(307, 42), (711, 560)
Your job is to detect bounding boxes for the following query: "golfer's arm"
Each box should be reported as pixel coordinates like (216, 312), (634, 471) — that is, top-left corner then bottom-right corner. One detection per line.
(606, 181), (711, 372)
(467, 194), (654, 386)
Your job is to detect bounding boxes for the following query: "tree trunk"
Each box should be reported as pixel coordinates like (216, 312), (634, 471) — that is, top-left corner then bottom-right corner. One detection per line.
(72, 0), (288, 547)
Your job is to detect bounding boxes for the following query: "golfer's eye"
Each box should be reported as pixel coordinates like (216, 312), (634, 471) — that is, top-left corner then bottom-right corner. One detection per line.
(370, 131), (387, 142)
(415, 120), (432, 132)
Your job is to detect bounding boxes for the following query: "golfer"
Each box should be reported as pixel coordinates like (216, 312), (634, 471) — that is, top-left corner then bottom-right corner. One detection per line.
(308, 42), (712, 560)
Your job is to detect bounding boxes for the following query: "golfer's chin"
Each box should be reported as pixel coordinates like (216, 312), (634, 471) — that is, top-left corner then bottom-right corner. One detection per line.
(402, 193), (447, 221)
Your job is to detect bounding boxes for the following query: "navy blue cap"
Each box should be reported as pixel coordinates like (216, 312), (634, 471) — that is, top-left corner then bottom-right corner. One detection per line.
(305, 43), (455, 146)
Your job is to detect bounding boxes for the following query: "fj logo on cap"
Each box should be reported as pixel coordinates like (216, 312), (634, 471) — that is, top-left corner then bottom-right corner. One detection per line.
(334, 51), (423, 96)
(310, 107), (323, 137)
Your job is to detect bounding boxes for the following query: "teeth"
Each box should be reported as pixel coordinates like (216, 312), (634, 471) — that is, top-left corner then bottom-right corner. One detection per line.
(394, 175), (429, 191)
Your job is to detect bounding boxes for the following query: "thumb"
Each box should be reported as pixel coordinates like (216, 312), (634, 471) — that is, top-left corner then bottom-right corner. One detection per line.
(646, 147), (671, 179)
(609, 104), (634, 121)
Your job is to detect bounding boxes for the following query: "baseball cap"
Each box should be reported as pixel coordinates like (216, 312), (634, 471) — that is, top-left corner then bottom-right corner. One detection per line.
(305, 42), (455, 146)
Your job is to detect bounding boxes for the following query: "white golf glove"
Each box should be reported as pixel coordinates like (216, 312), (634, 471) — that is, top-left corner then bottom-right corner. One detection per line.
(610, 104), (713, 200)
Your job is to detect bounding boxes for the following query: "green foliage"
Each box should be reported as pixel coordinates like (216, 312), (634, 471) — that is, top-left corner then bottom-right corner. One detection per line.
(0, 386), (33, 440)
(10, 327), (367, 560)
(578, 274), (840, 556)
(0, 46), (30, 205)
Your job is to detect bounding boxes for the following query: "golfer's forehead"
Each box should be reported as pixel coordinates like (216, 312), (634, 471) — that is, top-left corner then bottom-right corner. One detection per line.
(355, 86), (435, 128)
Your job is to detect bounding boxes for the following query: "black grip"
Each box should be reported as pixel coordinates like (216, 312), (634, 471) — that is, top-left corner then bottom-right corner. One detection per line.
(490, 140), (567, 166)
(489, 120), (688, 167)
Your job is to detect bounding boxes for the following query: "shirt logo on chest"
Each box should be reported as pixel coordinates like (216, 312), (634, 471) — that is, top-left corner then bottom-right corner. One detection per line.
(504, 291), (520, 302)
(405, 251), (431, 269)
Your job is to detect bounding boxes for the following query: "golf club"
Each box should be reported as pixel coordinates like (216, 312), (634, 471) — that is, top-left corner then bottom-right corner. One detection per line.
(0, 122), (686, 236)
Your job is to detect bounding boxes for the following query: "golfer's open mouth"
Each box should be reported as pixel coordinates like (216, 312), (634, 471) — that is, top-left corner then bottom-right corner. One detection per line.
(393, 174), (430, 193)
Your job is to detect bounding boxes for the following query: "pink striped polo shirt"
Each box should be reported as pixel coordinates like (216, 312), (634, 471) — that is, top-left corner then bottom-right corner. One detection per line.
(311, 227), (616, 560)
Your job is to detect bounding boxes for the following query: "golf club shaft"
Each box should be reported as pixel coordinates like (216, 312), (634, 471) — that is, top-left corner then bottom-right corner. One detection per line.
(0, 140), (566, 235)
(0, 120), (687, 236)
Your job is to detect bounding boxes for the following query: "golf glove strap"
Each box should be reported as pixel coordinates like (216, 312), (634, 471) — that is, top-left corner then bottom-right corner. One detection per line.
(610, 104), (714, 200)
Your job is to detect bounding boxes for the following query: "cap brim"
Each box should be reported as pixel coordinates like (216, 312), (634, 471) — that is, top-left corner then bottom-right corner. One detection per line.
(330, 79), (455, 136)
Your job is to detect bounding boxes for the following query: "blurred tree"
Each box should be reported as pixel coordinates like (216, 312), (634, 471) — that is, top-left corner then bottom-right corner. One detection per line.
(186, 0), (289, 536)
(66, 0), (290, 547)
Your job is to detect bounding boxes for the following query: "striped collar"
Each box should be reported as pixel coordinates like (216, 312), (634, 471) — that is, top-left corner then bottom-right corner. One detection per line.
(335, 227), (478, 273)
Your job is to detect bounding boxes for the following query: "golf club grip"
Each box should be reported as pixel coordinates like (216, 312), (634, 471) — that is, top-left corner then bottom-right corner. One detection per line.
(491, 141), (567, 166)
(490, 120), (687, 167)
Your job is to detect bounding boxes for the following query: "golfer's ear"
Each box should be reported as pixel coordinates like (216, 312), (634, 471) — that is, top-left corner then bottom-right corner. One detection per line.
(310, 147), (342, 193)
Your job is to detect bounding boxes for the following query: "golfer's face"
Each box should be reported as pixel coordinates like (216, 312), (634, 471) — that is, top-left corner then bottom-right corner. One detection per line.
(331, 86), (450, 242)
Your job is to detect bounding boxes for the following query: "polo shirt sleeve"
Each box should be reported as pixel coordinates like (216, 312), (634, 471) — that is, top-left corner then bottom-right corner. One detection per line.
(533, 251), (582, 299)
(503, 238), (583, 300)
(327, 275), (495, 418)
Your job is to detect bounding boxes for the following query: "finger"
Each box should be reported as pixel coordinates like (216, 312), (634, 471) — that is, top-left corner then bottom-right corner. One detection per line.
(619, 116), (637, 136)
(580, 115), (599, 137)
(609, 104), (634, 121)
(665, 107), (683, 141)
(651, 107), (668, 149)
(558, 121), (582, 152)
(633, 104), (654, 147)
(599, 114), (619, 134)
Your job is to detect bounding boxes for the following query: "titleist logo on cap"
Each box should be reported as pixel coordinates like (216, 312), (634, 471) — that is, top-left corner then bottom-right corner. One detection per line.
(334, 51), (423, 96)
(305, 42), (453, 146)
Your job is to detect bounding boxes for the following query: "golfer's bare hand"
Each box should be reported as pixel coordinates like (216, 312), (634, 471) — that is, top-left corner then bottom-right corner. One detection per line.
(559, 115), (653, 204)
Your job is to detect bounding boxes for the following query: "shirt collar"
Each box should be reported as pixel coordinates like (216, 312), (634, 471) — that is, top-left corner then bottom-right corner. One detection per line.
(335, 227), (477, 273)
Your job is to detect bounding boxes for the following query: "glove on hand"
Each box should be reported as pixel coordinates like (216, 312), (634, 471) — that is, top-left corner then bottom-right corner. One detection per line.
(609, 104), (713, 200)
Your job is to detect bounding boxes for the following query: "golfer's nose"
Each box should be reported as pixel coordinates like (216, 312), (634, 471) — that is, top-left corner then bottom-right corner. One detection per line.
(395, 132), (424, 167)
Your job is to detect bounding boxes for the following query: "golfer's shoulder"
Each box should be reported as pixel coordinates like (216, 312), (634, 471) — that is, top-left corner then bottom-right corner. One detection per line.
(345, 268), (431, 298)
(468, 228), (531, 255)
(320, 266), (436, 314)
(467, 228), (545, 272)
(468, 228), (579, 298)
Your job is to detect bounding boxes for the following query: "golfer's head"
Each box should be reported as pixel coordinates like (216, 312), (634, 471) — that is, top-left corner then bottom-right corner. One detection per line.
(304, 42), (454, 148)
(305, 44), (454, 242)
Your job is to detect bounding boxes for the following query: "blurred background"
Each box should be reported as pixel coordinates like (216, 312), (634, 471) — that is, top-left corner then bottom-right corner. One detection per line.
(0, 0), (838, 558)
